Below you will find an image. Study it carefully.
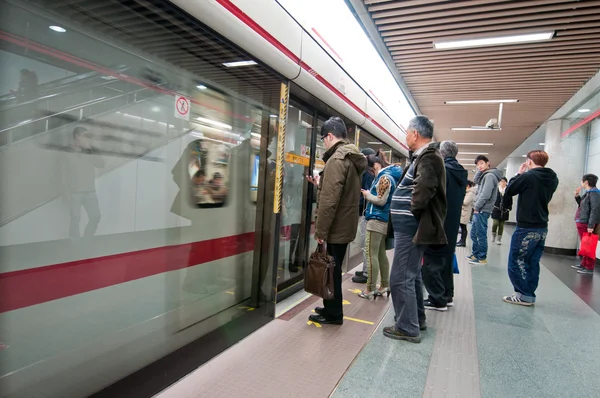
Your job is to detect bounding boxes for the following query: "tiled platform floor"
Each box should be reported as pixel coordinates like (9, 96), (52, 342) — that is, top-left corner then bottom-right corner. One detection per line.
(156, 229), (600, 398)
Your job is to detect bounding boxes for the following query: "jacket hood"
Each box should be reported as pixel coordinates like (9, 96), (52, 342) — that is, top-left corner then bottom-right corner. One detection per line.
(378, 164), (403, 181)
(444, 157), (468, 187)
(478, 167), (503, 183)
(528, 167), (558, 185)
(324, 141), (367, 175)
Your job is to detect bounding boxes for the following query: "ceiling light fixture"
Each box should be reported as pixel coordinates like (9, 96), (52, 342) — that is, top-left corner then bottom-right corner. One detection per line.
(197, 85), (207, 90)
(49, 25), (66, 33)
(445, 100), (518, 104)
(269, 114), (278, 118)
(195, 116), (232, 130)
(578, 108), (591, 113)
(539, 143), (545, 146)
(222, 60), (258, 67)
(452, 128), (502, 131)
(457, 158), (475, 162)
(458, 152), (489, 155)
(456, 142), (494, 146)
(434, 32), (554, 50)
(367, 141), (383, 145)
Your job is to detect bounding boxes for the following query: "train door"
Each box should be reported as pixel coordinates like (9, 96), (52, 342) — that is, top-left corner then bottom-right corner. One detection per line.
(275, 101), (321, 299)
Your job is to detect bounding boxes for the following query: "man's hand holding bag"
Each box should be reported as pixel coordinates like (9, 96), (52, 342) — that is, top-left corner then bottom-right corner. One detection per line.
(304, 243), (335, 300)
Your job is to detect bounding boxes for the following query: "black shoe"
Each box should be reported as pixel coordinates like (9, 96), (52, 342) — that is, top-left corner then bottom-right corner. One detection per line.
(352, 274), (368, 283)
(287, 261), (299, 273)
(456, 241), (466, 247)
(314, 307), (325, 316)
(424, 300), (448, 312)
(308, 314), (343, 325)
(420, 322), (427, 331)
(355, 271), (364, 277)
(447, 299), (454, 307)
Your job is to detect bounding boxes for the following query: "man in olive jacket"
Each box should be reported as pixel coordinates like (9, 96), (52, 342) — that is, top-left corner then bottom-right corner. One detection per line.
(308, 117), (367, 325)
(384, 115), (447, 343)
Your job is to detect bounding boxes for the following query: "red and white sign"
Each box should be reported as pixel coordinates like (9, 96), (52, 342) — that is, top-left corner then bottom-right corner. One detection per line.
(174, 95), (190, 121)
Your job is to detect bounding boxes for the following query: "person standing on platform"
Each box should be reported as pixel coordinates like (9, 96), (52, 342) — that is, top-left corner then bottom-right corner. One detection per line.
(383, 115), (447, 343)
(573, 174), (600, 275)
(502, 150), (558, 306)
(353, 147), (376, 284)
(457, 181), (476, 247)
(307, 117), (366, 325)
(491, 177), (512, 245)
(467, 155), (502, 265)
(422, 141), (467, 311)
(357, 154), (402, 299)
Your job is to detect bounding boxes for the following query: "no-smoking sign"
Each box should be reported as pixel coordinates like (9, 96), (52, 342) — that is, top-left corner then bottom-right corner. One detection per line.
(174, 95), (190, 121)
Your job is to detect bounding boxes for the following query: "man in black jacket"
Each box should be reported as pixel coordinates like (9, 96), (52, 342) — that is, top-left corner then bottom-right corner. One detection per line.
(503, 150), (558, 306)
(422, 141), (467, 311)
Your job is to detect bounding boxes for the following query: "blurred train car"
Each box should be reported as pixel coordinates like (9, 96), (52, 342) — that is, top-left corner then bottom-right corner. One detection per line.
(0, 0), (410, 396)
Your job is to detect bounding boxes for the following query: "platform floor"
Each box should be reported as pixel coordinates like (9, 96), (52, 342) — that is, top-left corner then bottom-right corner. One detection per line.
(156, 227), (600, 398)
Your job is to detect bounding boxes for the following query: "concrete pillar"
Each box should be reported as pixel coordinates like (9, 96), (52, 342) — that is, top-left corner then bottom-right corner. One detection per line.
(544, 118), (588, 253)
(505, 157), (523, 224)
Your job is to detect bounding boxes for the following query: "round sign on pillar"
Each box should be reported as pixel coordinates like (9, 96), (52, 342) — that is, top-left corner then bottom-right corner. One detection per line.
(174, 95), (190, 121)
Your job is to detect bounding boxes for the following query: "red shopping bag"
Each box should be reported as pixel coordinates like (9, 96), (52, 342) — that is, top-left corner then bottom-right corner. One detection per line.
(578, 233), (599, 258)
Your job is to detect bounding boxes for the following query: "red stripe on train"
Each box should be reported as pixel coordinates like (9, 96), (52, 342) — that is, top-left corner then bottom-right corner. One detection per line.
(0, 232), (255, 314)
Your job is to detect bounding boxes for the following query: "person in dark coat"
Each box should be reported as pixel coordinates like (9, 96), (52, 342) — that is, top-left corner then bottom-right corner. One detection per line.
(491, 177), (512, 245)
(422, 141), (468, 311)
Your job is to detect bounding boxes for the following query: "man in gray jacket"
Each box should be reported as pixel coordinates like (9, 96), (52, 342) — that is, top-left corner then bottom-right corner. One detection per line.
(466, 155), (502, 265)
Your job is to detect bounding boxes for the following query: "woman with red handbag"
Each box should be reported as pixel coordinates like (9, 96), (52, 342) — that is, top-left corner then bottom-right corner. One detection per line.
(573, 174), (600, 275)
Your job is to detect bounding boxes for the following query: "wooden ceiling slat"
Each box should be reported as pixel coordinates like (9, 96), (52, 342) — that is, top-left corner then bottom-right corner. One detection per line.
(397, 58), (600, 73)
(368, 0), (512, 13)
(395, 50), (600, 66)
(372, 0), (576, 22)
(391, 40), (600, 60)
(382, 17), (600, 42)
(389, 36), (600, 54)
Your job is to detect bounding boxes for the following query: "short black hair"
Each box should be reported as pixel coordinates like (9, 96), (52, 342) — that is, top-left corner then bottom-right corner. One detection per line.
(583, 174), (598, 187)
(474, 155), (489, 165)
(320, 117), (347, 139)
(73, 126), (88, 139)
(501, 177), (508, 182)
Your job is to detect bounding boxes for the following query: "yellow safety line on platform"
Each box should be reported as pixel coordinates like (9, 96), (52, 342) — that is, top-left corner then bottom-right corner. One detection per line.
(343, 316), (374, 325)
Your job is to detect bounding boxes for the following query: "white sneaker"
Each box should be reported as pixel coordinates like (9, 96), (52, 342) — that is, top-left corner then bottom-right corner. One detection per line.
(496, 239), (502, 245)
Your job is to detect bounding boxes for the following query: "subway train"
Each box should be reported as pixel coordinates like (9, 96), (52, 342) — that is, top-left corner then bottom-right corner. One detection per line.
(0, 0), (411, 396)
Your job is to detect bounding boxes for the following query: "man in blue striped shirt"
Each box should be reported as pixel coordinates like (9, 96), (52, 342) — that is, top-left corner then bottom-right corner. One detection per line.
(383, 116), (447, 343)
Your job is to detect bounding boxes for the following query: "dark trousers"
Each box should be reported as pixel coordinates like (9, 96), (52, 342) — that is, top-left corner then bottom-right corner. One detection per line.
(422, 253), (454, 307)
(288, 223), (301, 265)
(459, 223), (468, 243)
(322, 243), (348, 320)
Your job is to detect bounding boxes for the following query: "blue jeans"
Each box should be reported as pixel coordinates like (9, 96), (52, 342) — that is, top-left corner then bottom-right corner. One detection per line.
(470, 212), (490, 260)
(507, 227), (547, 303)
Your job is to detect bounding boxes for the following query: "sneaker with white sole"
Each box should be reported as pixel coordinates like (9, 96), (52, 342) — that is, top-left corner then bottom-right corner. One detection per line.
(466, 254), (477, 261)
(447, 299), (454, 307)
(503, 294), (534, 306)
(571, 264), (585, 270)
(577, 268), (594, 275)
(469, 258), (487, 265)
(424, 300), (448, 312)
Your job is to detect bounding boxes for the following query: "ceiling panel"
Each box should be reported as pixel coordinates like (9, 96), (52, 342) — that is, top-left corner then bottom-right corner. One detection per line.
(360, 0), (600, 165)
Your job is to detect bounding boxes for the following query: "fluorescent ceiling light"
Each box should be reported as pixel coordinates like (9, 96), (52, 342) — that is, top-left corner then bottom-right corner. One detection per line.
(522, 155), (527, 157)
(197, 85), (207, 90)
(367, 141), (382, 145)
(458, 152), (488, 155)
(49, 25), (66, 33)
(457, 158), (475, 162)
(151, 106), (160, 112)
(195, 116), (232, 130)
(445, 100), (518, 104)
(539, 143), (545, 146)
(456, 142), (494, 146)
(222, 60), (257, 67)
(452, 128), (502, 131)
(269, 114), (278, 118)
(578, 109), (591, 113)
(434, 32), (554, 50)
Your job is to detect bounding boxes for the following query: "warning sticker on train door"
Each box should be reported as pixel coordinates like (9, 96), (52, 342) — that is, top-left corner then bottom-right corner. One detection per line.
(174, 95), (190, 121)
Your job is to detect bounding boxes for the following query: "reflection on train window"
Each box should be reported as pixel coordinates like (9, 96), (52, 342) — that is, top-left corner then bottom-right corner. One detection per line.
(187, 139), (230, 207)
